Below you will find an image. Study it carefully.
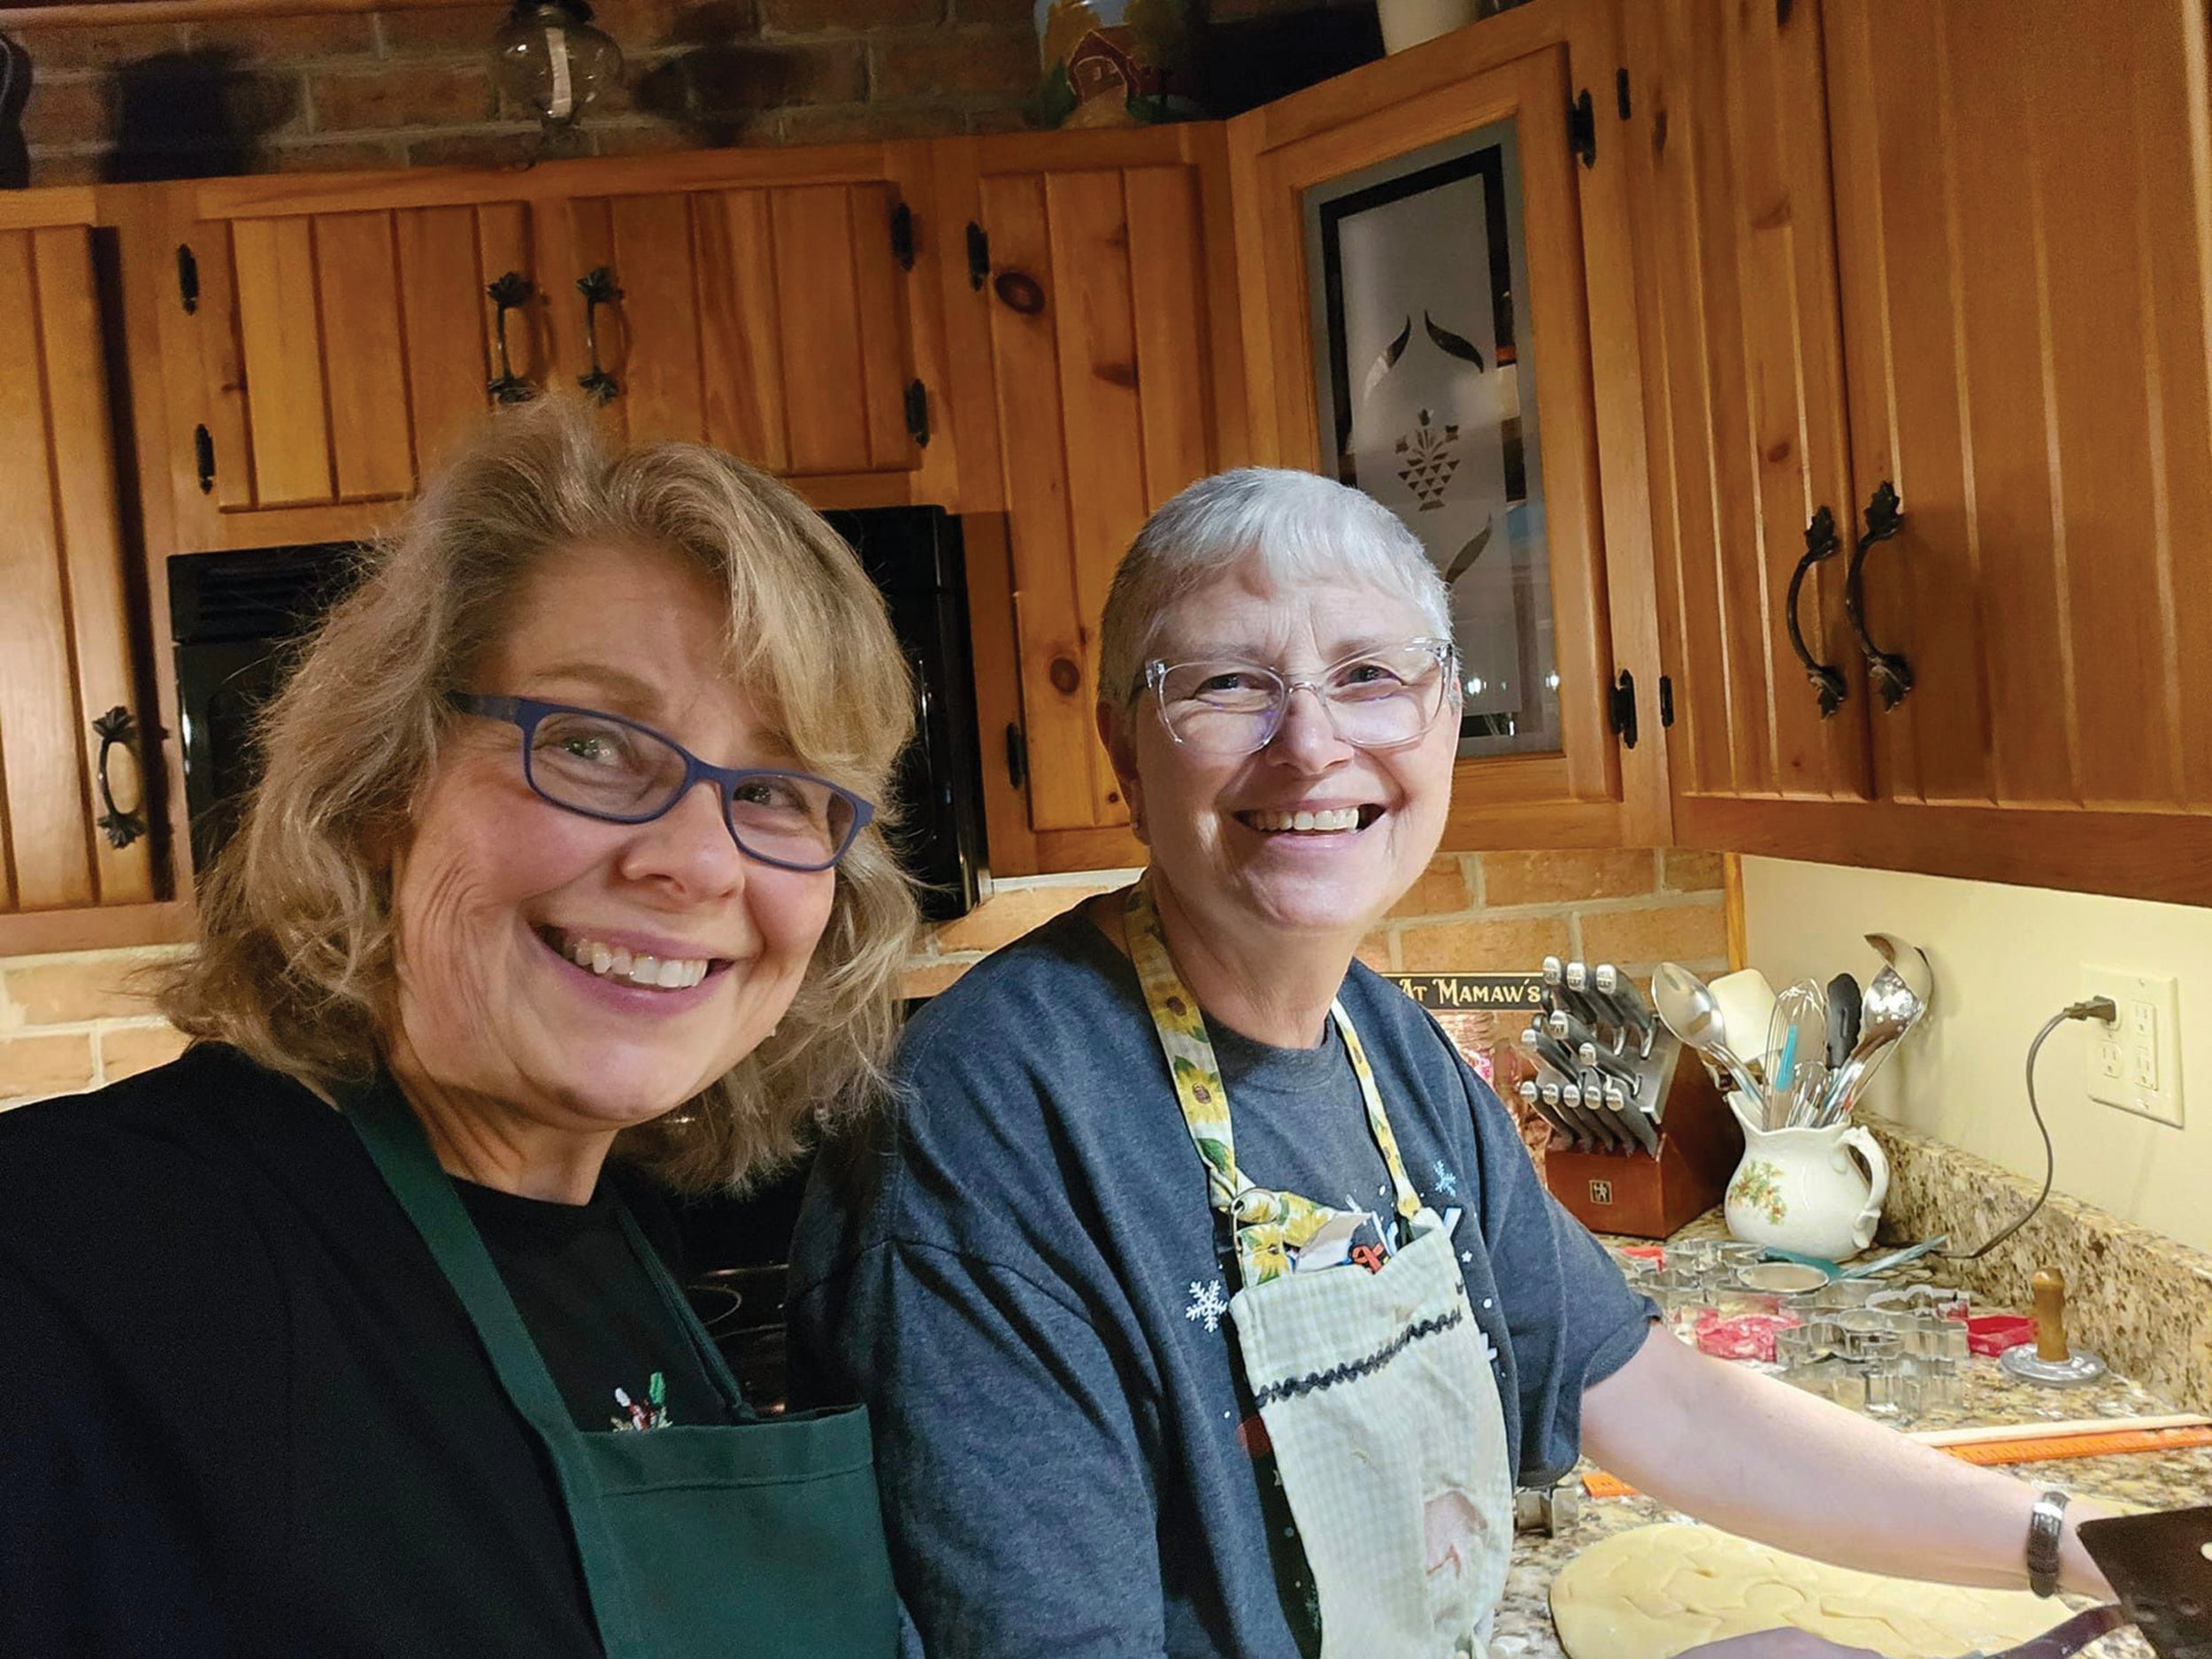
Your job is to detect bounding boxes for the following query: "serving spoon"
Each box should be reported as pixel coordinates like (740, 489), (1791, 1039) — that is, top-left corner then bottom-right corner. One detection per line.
(1815, 933), (1933, 1125)
(1651, 961), (1765, 1107)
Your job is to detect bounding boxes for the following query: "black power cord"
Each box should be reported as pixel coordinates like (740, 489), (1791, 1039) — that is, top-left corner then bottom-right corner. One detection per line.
(1946, 995), (2117, 1261)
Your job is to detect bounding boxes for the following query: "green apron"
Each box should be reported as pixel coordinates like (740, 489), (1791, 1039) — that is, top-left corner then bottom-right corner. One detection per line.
(345, 1077), (899, 1659)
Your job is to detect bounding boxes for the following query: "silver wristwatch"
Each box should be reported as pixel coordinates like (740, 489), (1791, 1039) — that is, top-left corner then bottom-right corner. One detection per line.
(2027, 1487), (2069, 1597)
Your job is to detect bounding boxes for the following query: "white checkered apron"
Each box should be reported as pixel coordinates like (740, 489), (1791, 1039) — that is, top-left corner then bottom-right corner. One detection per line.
(1127, 882), (1516, 1658)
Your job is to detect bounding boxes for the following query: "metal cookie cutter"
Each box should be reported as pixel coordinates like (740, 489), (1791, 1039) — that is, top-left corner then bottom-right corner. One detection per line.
(1514, 1482), (1582, 1537)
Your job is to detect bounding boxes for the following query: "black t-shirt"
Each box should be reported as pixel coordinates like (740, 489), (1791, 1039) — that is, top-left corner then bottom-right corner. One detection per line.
(0, 1044), (735, 1658)
(457, 1179), (739, 1435)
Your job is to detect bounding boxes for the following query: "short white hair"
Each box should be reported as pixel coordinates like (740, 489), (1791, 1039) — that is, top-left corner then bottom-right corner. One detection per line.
(1097, 467), (1453, 707)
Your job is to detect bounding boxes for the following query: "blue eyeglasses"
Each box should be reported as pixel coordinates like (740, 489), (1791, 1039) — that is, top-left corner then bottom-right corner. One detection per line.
(448, 694), (876, 872)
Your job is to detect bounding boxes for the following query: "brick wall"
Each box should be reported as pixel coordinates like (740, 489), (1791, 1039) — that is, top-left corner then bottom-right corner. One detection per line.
(0, 945), (195, 1103)
(0, 848), (1728, 1106)
(0, 0), (1376, 187)
(4, 0), (1047, 186)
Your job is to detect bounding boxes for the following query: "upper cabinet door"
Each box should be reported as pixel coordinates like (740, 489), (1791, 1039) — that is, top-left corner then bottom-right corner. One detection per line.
(1229, 15), (1659, 853)
(938, 128), (1248, 877)
(1819, 0), (2212, 900)
(1621, 0), (1875, 838)
(157, 187), (548, 549)
(0, 211), (175, 950)
(545, 160), (956, 508)
(154, 147), (956, 552)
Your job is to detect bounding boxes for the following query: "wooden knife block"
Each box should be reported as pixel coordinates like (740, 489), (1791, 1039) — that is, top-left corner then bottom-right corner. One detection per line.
(1541, 1058), (1741, 1239)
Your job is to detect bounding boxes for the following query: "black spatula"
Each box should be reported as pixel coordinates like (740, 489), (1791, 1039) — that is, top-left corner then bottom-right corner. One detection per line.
(2080, 1506), (2212, 1659)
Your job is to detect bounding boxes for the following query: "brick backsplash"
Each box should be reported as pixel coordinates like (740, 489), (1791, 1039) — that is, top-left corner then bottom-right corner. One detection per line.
(0, 946), (194, 1105)
(0, 849), (1729, 1107)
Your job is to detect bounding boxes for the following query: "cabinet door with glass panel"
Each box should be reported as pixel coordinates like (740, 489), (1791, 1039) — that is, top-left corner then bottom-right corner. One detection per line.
(1228, 13), (1660, 849)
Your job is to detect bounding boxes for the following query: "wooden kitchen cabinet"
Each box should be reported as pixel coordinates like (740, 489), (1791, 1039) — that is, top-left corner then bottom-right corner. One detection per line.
(935, 127), (1249, 875)
(0, 193), (187, 956)
(1225, 0), (1671, 854)
(1818, 0), (2212, 899)
(1619, 0), (1875, 830)
(149, 144), (956, 554)
(1631, 0), (2212, 904)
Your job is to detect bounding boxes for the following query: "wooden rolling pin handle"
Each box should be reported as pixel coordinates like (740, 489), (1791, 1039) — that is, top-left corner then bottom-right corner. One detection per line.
(2031, 1267), (2070, 1362)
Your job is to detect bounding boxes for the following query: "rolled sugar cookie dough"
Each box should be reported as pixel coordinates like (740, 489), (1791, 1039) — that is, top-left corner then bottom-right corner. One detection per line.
(1549, 1523), (2069, 1659)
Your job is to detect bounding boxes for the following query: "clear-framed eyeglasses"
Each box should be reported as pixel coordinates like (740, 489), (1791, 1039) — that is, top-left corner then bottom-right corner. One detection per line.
(447, 693), (875, 872)
(1143, 639), (1460, 756)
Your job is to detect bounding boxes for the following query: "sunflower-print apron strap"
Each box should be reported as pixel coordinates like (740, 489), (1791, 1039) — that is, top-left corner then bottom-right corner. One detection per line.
(1331, 1001), (1425, 1227)
(1125, 879), (1423, 1286)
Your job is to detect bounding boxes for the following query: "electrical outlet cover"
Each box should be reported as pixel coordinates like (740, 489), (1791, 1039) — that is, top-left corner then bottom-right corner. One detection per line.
(2082, 967), (2185, 1127)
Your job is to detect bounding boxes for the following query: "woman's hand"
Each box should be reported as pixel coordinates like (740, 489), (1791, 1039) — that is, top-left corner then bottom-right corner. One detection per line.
(1677, 1631), (1886, 1659)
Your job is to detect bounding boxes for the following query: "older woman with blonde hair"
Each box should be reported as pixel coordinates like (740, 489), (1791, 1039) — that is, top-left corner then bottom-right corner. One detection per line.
(0, 400), (916, 1658)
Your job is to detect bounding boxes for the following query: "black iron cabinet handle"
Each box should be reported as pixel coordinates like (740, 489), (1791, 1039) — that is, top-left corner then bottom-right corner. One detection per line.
(486, 272), (535, 404)
(1844, 480), (1914, 709)
(1785, 505), (1850, 718)
(91, 706), (146, 849)
(577, 266), (621, 404)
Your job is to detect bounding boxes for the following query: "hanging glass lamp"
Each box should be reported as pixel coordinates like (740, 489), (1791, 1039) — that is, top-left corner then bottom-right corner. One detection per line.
(492, 0), (623, 128)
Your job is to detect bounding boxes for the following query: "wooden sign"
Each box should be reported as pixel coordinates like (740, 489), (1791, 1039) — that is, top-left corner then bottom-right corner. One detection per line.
(1382, 972), (1546, 1012)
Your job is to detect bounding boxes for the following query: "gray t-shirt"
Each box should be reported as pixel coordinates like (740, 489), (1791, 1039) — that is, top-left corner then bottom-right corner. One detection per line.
(789, 906), (1656, 1658)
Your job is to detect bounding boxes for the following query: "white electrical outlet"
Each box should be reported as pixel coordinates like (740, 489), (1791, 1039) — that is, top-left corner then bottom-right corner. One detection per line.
(2081, 967), (2185, 1127)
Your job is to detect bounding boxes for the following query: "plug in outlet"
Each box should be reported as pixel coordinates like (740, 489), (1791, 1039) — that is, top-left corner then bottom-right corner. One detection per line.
(2081, 967), (2184, 1126)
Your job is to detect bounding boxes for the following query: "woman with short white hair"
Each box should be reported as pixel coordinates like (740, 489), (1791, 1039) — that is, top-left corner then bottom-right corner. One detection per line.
(794, 464), (2113, 1658)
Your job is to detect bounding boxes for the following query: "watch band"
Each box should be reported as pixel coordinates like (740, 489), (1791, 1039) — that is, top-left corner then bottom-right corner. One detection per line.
(2027, 1487), (2069, 1597)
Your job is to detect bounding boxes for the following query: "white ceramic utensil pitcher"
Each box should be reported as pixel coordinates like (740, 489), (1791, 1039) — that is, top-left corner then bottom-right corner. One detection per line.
(1724, 1118), (1890, 1263)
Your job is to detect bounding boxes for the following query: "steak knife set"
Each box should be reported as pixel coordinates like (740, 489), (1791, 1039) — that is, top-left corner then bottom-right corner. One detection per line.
(1516, 956), (1746, 1239)
(1516, 956), (1681, 1159)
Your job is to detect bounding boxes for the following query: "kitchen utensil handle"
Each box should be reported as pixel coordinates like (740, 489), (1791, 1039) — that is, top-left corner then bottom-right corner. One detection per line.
(1615, 1094), (1661, 1156)
(1825, 972), (1861, 1071)
(2032, 1267), (2071, 1361)
(1594, 964), (1655, 1055)
(1962, 1602), (2131, 1659)
(1841, 1125), (1890, 1250)
(1846, 480), (1915, 709)
(1786, 505), (1849, 717)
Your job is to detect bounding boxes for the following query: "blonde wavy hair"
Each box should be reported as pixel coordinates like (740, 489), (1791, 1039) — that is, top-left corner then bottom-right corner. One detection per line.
(162, 398), (919, 1194)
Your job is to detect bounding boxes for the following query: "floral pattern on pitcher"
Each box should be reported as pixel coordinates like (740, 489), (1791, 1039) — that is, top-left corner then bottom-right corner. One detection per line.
(1728, 1159), (1788, 1225)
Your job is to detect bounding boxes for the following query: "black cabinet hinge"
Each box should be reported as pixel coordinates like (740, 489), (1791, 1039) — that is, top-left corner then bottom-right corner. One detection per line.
(1609, 669), (1638, 749)
(889, 201), (916, 273)
(194, 425), (215, 494)
(177, 244), (199, 314)
(903, 380), (930, 448)
(965, 221), (990, 291)
(1570, 89), (1597, 167)
(1004, 722), (1027, 790)
(1659, 673), (1675, 728)
(1616, 67), (1632, 120)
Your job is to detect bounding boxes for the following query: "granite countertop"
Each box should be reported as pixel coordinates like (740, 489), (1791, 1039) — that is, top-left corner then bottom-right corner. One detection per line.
(1489, 1217), (2212, 1659)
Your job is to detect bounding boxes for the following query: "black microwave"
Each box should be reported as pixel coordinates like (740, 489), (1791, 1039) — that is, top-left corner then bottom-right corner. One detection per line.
(168, 507), (986, 920)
